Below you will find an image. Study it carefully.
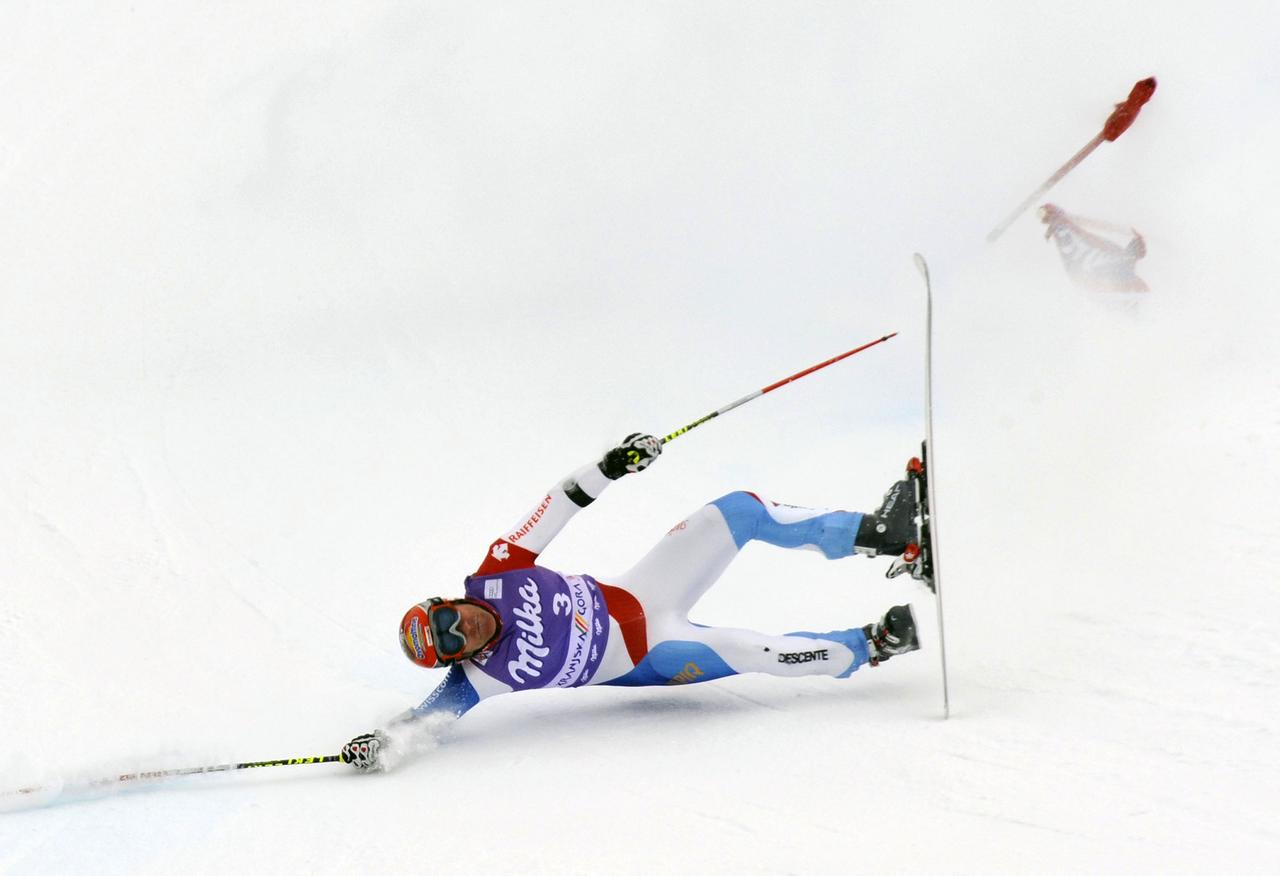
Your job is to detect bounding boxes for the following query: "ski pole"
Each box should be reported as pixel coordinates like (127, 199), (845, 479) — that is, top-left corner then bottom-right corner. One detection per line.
(661, 332), (898, 445)
(5, 754), (343, 800)
(986, 77), (1157, 243)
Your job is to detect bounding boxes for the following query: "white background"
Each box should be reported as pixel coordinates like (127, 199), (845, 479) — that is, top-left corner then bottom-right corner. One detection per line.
(2, 2), (1277, 872)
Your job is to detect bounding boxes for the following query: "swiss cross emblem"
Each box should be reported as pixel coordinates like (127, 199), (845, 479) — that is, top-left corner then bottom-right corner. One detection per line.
(491, 542), (510, 561)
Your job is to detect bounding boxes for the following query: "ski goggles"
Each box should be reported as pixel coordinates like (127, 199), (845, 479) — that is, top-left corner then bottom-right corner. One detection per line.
(426, 601), (468, 662)
(399, 598), (470, 667)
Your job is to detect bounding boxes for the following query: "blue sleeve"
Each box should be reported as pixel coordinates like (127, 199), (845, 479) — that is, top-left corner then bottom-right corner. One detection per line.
(409, 665), (481, 719)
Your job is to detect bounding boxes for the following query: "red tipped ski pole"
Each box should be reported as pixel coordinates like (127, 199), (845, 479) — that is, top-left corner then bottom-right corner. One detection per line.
(5, 754), (343, 801)
(662, 332), (898, 444)
(987, 77), (1157, 243)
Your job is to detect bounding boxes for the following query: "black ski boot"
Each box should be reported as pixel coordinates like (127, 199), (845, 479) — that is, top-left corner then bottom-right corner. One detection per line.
(854, 475), (919, 558)
(882, 454), (935, 592)
(862, 604), (920, 666)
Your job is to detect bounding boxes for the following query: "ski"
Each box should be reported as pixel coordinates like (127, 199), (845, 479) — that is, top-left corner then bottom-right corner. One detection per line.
(886, 254), (951, 718)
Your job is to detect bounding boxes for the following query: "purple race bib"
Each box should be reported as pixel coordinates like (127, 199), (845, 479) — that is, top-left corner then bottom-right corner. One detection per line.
(464, 567), (610, 690)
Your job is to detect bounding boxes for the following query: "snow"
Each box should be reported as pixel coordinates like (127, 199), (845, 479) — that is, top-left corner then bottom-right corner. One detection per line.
(2, 2), (1278, 872)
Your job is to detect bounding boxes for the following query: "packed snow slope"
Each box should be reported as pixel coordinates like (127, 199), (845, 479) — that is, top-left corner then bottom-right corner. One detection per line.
(2, 2), (1278, 873)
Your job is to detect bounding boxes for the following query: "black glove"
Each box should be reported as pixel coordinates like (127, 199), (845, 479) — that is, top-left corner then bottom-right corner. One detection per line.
(598, 433), (663, 480)
(341, 730), (386, 772)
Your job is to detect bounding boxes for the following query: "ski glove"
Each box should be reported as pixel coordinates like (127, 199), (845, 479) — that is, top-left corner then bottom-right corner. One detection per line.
(341, 730), (386, 772)
(598, 433), (663, 480)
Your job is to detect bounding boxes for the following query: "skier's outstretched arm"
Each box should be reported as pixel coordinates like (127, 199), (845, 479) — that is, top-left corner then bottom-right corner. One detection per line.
(472, 433), (662, 575)
(341, 666), (484, 771)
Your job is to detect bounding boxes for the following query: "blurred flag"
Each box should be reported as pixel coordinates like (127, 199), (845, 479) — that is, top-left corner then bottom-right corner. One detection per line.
(1039, 204), (1149, 293)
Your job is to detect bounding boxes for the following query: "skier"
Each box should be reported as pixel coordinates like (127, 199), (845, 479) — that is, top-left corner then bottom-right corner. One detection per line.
(1039, 203), (1149, 293)
(342, 433), (924, 771)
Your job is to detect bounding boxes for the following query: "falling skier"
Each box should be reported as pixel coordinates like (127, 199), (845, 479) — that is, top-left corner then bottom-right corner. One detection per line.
(342, 433), (925, 771)
(1039, 203), (1149, 293)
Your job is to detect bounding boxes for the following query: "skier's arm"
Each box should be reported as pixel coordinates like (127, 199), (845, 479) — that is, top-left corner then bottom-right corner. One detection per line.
(473, 433), (662, 575)
(340, 666), (483, 771)
(403, 664), (481, 720)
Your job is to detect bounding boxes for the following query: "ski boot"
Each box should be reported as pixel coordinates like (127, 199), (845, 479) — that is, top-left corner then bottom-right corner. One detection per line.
(855, 471), (920, 558)
(883, 453), (936, 592)
(862, 604), (920, 666)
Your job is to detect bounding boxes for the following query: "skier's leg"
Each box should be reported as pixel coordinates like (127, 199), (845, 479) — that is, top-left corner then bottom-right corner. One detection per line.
(606, 616), (878, 687)
(609, 501), (743, 615)
(709, 491), (863, 559)
(610, 492), (865, 614)
(711, 489), (921, 560)
(597, 493), (919, 684)
(672, 618), (873, 679)
(612, 489), (912, 616)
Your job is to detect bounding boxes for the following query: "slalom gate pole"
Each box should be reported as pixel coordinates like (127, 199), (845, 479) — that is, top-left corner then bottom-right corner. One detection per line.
(6, 754), (343, 800)
(986, 77), (1157, 243)
(661, 332), (897, 445)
